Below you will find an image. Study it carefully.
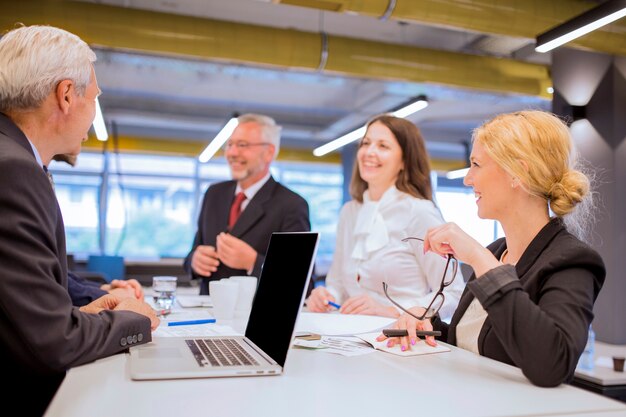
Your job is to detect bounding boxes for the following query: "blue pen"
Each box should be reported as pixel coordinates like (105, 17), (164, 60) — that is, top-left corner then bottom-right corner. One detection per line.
(327, 301), (341, 309)
(167, 318), (216, 327)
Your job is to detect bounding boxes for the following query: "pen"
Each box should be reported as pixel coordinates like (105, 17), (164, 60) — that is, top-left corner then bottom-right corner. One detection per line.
(327, 301), (341, 309)
(382, 329), (442, 337)
(167, 319), (216, 327)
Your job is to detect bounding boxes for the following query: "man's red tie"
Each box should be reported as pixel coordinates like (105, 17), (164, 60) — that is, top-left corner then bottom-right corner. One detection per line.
(228, 192), (247, 229)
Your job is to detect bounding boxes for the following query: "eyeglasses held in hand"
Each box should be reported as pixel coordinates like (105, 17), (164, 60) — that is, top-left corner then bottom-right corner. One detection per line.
(383, 237), (458, 321)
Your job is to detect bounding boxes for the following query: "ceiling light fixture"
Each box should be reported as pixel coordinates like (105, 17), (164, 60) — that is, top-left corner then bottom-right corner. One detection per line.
(446, 141), (471, 180)
(446, 167), (469, 180)
(535, 0), (626, 53)
(313, 95), (428, 157)
(198, 114), (239, 163)
(93, 98), (108, 141)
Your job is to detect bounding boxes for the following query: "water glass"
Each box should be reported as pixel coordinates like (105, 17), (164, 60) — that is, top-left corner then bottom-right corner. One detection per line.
(152, 276), (177, 311)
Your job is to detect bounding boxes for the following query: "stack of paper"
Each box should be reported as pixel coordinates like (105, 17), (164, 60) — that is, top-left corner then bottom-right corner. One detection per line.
(295, 312), (395, 336)
(294, 312), (450, 357)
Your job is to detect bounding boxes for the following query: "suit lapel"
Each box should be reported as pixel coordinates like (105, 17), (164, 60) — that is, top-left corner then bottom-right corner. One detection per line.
(514, 217), (563, 278)
(230, 177), (277, 237)
(450, 218), (564, 346)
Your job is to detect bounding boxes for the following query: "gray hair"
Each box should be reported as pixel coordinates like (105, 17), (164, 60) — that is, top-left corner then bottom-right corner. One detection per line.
(0, 25), (96, 112)
(237, 113), (281, 158)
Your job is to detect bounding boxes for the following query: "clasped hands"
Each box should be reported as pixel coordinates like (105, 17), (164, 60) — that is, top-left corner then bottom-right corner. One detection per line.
(191, 233), (257, 276)
(101, 278), (144, 300)
(79, 295), (160, 330)
(307, 287), (399, 318)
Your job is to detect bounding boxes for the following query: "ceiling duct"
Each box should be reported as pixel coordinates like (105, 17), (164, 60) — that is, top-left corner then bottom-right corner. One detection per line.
(1, 0), (550, 97)
(276, 0), (626, 57)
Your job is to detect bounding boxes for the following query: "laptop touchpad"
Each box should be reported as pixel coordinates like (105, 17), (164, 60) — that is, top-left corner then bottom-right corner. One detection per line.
(139, 348), (182, 359)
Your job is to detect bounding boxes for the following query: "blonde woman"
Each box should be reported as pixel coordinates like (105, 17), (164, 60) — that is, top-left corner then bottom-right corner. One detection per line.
(381, 110), (605, 387)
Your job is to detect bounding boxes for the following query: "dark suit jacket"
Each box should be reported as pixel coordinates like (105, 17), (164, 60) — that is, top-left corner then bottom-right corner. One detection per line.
(68, 271), (107, 307)
(0, 113), (152, 416)
(184, 178), (310, 295)
(433, 217), (605, 387)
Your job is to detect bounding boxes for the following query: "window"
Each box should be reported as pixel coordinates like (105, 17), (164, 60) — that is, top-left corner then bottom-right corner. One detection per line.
(53, 173), (101, 255)
(106, 174), (196, 257)
(50, 152), (343, 273)
(275, 162), (343, 275)
(435, 180), (505, 246)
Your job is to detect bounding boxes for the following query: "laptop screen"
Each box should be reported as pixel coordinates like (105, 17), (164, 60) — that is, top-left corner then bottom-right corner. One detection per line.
(245, 232), (319, 367)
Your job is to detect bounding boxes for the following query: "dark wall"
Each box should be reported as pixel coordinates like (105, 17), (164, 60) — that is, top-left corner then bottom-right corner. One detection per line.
(552, 48), (626, 344)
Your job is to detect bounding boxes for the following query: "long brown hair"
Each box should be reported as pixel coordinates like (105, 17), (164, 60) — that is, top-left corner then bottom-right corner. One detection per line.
(349, 114), (433, 202)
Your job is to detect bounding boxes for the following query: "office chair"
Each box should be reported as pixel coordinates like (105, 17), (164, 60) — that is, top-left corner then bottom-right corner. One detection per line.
(86, 255), (125, 283)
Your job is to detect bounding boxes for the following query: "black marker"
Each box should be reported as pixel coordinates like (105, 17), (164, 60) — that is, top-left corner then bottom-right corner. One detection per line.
(382, 329), (441, 338)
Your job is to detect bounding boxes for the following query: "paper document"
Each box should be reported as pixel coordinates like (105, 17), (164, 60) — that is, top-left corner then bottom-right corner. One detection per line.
(153, 310), (240, 338)
(154, 323), (239, 338)
(293, 336), (374, 357)
(295, 312), (395, 336)
(356, 332), (450, 357)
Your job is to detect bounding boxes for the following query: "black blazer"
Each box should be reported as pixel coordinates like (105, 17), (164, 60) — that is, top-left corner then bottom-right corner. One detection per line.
(184, 178), (310, 295)
(0, 113), (152, 416)
(434, 218), (605, 387)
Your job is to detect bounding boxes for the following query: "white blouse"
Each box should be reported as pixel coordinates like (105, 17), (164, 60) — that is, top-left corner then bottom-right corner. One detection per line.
(455, 298), (488, 354)
(325, 186), (464, 320)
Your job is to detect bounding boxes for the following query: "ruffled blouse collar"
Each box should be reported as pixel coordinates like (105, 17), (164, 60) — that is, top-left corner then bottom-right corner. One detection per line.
(351, 186), (401, 261)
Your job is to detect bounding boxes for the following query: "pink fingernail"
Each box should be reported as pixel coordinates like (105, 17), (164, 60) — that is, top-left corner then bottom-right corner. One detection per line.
(387, 341), (393, 347)
(401, 346), (406, 351)
(411, 338), (416, 345)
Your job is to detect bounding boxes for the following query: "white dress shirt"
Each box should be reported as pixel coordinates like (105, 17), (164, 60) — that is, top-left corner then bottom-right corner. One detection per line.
(235, 171), (271, 212)
(325, 186), (464, 320)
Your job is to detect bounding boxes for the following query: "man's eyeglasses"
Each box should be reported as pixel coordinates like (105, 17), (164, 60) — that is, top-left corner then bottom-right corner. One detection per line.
(383, 237), (458, 321)
(225, 141), (271, 150)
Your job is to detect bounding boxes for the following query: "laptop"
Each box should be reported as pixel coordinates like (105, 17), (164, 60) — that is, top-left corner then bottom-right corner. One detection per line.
(129, 232), (319, 380)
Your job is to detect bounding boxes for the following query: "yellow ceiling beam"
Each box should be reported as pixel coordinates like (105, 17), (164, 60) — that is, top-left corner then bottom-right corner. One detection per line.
(328, 36), (549, 97)
(1, 0), (549, 97)
(278, 0), (626, 57)
(81, 134), (341, 164)
(80, 134), (459, 169)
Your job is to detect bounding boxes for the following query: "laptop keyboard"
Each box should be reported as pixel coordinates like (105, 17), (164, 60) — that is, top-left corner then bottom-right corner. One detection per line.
(186, 338), (260, 367)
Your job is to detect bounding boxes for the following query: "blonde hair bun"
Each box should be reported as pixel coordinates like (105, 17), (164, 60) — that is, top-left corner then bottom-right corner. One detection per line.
(549, 170), (589, 216)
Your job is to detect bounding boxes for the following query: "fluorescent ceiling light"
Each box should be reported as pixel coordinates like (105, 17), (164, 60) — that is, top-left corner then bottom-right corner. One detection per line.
(391, 96), (428, 118)
(446, 167), (469, 180)
(313, 95), (428, 157)
(536, 0), (626, 53)
(198, 116), (239, 162)
(93, 98), (108, 141)
(313, 126), (367, 157)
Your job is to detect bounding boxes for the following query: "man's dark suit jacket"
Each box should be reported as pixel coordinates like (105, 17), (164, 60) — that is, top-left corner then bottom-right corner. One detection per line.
(433, 217), (605, 387)
(0, 113), (152, 416)
(184, 178), (310, 295)
(68, 271), (107, 307)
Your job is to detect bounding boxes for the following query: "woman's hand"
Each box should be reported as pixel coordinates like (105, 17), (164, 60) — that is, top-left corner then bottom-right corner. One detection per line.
(340, 294), (399, 318)
(376, 307), (436, 350)
(306, 287), (336, 312)
(424, 222), (499, 277)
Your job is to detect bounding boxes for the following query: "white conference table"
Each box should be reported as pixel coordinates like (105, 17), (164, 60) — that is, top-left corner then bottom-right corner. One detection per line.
(44, 304), (626, 417)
